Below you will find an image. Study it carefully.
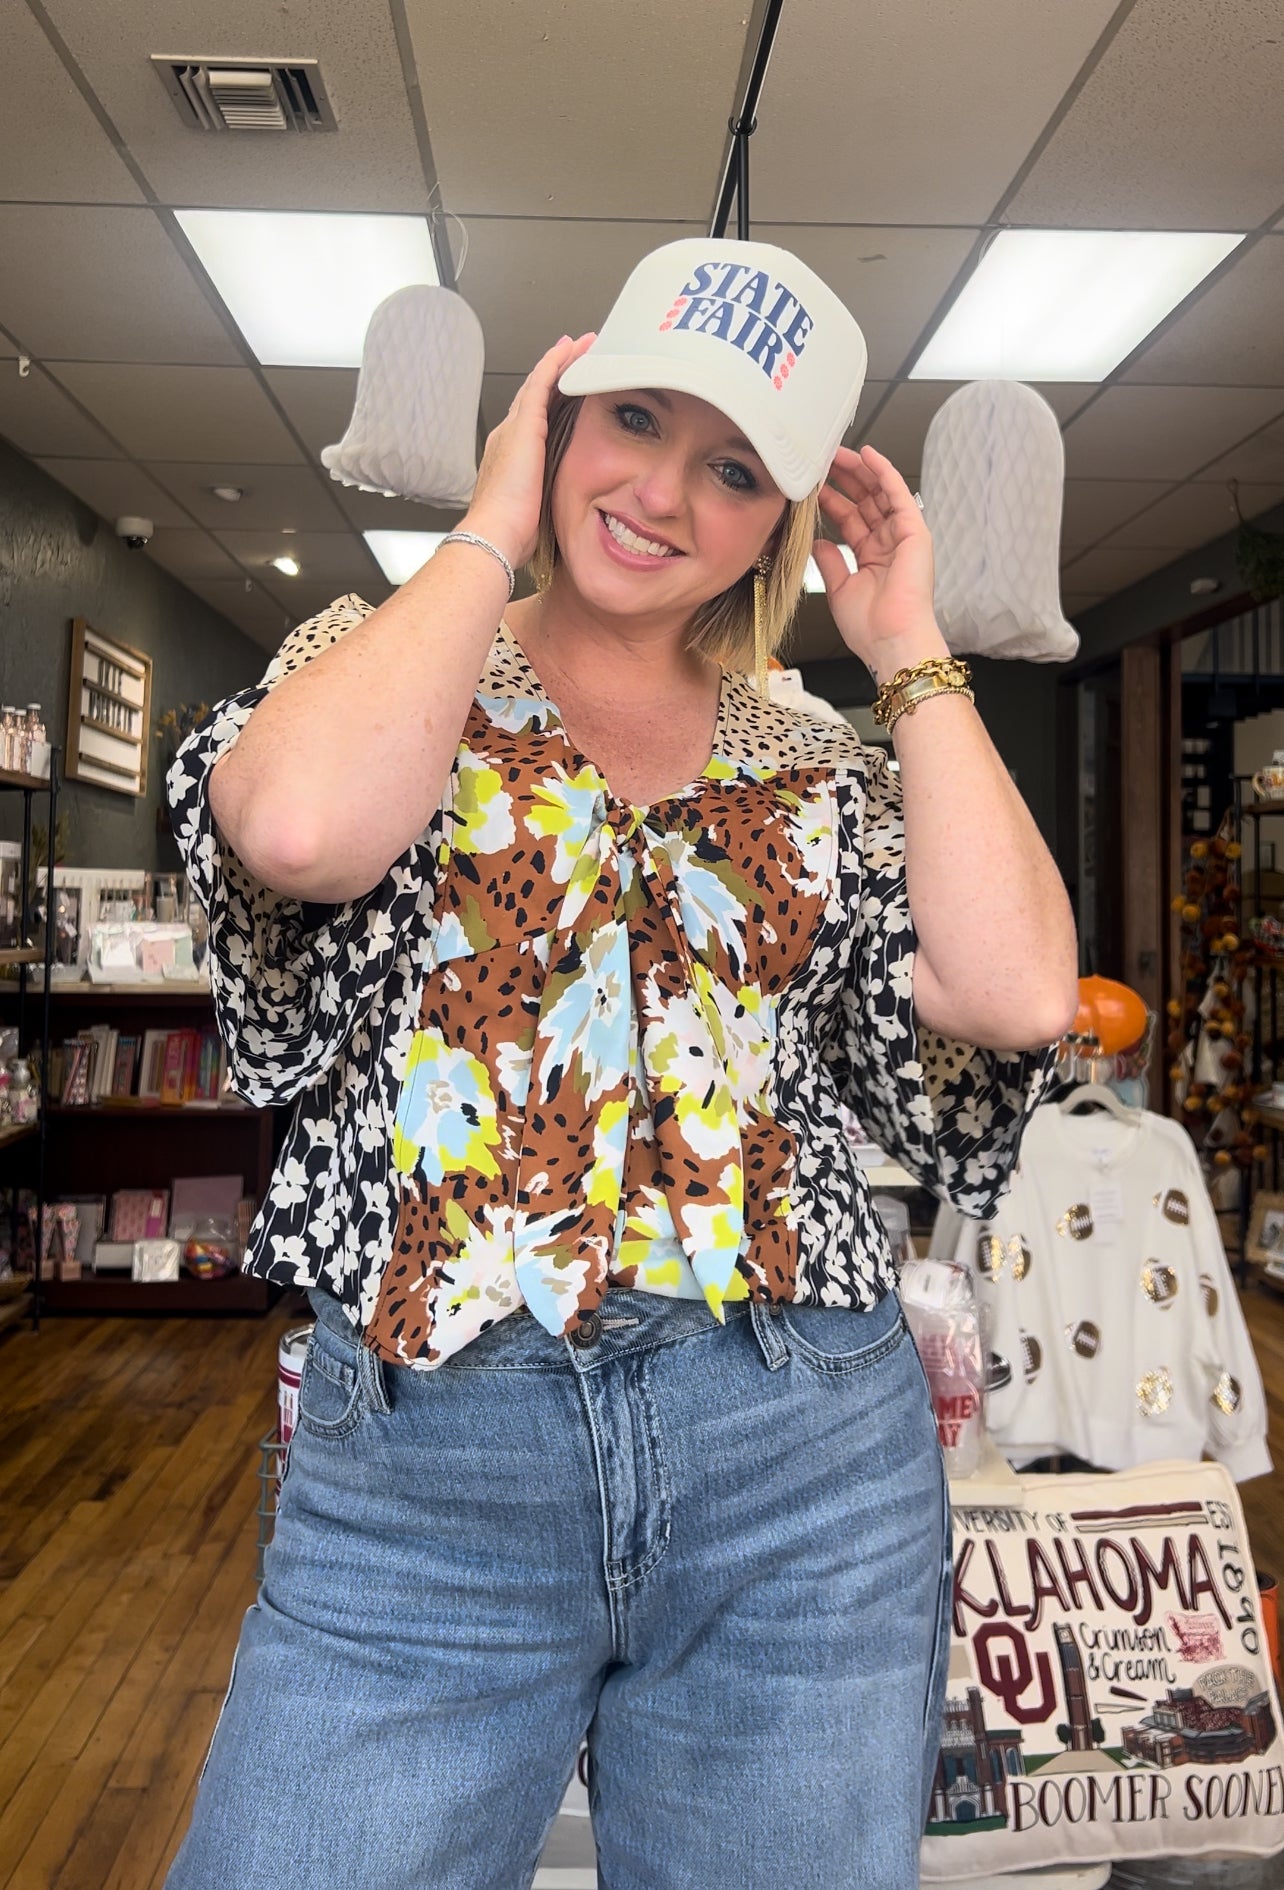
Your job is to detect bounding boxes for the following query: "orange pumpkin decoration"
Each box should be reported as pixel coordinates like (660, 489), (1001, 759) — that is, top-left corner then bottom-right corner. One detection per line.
(1073, 976), (1149, 1056)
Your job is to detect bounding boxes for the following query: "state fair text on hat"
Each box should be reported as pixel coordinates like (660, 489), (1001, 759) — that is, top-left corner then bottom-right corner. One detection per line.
(662, 262), (815, 385)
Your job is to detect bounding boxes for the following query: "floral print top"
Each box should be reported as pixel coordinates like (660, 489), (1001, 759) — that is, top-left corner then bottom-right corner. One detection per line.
(168, 594), (1057, 1369)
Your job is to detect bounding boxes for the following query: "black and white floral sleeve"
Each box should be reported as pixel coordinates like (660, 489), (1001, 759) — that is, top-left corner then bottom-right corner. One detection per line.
(826, 745), (1059, 1219)
(165, 594), (438, 1108)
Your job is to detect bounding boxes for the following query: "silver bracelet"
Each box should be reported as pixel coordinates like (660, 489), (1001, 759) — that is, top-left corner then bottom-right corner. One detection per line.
(438, 531), (516, 598)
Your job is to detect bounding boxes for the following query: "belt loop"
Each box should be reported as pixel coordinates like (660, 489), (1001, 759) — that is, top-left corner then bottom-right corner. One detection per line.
(359, 1335), (392, 1415)
(748, 1300), (790, 1370)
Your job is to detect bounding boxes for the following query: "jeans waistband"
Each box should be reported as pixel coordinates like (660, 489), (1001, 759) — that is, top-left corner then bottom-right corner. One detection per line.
(306, 1284), (786, 1375)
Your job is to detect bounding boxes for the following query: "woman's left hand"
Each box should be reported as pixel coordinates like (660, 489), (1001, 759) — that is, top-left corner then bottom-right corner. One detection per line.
(811, 445), (943, 674)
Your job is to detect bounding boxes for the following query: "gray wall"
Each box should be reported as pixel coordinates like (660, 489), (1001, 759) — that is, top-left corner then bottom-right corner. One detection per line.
(0, 435), (264, 869)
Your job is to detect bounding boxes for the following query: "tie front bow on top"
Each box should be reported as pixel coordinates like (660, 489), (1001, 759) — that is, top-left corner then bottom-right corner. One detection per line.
(371, 658), (839, 1365)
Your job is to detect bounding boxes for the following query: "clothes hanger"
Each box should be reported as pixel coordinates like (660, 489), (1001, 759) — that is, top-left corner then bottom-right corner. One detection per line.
(1057, 1081), (1141, 1123)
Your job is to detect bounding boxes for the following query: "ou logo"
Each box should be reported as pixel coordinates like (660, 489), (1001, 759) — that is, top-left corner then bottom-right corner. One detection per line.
(974, 1622), (1057, 1724)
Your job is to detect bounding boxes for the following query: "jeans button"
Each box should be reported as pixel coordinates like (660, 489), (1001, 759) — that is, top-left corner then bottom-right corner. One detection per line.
(569, 1310), (602, 1349)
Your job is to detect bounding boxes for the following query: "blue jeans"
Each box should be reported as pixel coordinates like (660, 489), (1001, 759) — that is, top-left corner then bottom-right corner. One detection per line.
(166, 1284), (951, 1889)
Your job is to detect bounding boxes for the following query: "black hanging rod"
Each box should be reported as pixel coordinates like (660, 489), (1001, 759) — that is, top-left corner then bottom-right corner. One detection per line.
(709, 0), (788, 240)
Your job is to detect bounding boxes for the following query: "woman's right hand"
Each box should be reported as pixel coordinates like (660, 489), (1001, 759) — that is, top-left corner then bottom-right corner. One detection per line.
(459, 332), (596, 571)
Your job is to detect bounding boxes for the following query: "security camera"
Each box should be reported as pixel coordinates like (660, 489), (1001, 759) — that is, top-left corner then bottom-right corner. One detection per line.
(115, 516), (153, 549)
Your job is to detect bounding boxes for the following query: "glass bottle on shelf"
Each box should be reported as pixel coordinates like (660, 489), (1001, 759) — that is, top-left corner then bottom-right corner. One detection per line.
(0, 708), (16, 772)
(24, 706), (47, 778)
(7, 1056), (36, 1126)
(18, 707), (37, 775)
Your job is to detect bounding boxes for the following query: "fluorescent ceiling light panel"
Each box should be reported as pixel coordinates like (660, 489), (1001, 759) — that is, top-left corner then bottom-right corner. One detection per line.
(910, 230), (1244, 382)
(363, 530), (447, 586)
(174, 210), (439, 367)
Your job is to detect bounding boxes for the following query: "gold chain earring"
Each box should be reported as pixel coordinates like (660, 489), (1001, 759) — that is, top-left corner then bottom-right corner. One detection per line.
(753, 555), (773, 699)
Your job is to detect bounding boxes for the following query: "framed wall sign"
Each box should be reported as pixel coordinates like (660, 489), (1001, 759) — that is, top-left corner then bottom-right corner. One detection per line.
(66, 618), (152, 796)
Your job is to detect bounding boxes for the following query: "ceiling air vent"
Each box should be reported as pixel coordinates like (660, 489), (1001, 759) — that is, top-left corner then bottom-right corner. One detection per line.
(152, 57), (337, 133)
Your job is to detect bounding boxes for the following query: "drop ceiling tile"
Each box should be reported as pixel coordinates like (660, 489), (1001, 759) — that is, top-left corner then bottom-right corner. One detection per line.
(265, 578), (391, 623)
(753, 0), (1121, 224)
(1061, 387), (1284, 480)
(211, 529), (383, 587)
(0, 207), (241, 366)
(1059, 479), (1173, 550)
(1058, 545), (1180, 594)
(33, 459), (189, 530)
(146, 529), (243, 583)
(328, 487), (465, 533)
(455, 220), (705, 375)
(408, 0), (748, 218)
(1196, 414), (1284, 485)
(858, 381), (1091, 485)
(480, 374), (523, 435)
(183, 579), (296, 652)
(1005, 0), (1284, 228)
(53, 364), (303, 463)
(1124, 237), (1284, 388)
(1106, 482), (1284, 551)
(145, 462), (349, 532)
(755, 226), (981, 381)
(853, 382), (941, 473)
(39, 0), (429, 212)
(841, 381), (894, 447)
(261, 369), (358, 462)
(0, 5), (145, 204)
(0, 365), (117, 458)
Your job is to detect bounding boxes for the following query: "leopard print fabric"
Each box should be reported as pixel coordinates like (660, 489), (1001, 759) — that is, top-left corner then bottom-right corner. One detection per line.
(168, 594), (1057, 1367)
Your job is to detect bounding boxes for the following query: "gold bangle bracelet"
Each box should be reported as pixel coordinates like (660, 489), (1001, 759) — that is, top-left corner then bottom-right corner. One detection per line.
(882, 680), (975, 735)
(871, 655), (972, 729)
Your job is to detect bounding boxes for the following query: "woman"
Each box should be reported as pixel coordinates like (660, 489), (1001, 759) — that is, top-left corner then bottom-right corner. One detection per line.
(165, 238), (1077, 1889)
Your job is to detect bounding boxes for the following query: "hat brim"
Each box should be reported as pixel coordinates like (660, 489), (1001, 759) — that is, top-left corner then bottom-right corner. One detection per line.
(558, 351), (819, 502)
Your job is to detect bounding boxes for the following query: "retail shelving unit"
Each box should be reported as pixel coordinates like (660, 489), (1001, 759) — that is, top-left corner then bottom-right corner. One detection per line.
(1231, 773), (1284, 1275)
(0, 979), (280, 1316)
(0, 753), (59, 1330)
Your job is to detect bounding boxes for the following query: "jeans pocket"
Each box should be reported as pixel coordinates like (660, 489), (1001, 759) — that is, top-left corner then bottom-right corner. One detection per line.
(778, 1293), (907, 1375)
(297, 1338), (364, 1440)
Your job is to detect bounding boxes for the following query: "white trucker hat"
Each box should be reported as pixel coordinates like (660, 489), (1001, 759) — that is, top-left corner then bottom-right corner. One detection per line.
(559, 238), (868, 502)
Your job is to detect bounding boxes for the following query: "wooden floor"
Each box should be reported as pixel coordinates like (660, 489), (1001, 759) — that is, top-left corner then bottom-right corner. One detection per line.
(2, 1280), (1284, 1890)
(0, 1300), (301, 1890)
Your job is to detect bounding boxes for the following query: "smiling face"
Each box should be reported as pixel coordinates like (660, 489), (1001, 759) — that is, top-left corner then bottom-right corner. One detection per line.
(547, 388), (787, 625)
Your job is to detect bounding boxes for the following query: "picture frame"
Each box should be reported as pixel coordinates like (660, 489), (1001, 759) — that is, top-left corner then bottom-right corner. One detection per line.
(1246, 1190), (1284, 1265)
(65, 618), (152, 797)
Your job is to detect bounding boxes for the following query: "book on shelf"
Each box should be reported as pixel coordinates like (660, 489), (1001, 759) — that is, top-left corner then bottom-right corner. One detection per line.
(61, 1038), (91, 1107)
(110, 1033), (139, 1098)
(109, 1188), (170, 1243)
(45, 1017), (240, 1112)
(138, 1029), (168, 1101)
(159, 1031), (187, 1107)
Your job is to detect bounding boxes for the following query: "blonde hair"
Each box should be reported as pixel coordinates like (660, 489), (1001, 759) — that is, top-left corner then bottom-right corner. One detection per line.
(528, 392), (820, 671)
